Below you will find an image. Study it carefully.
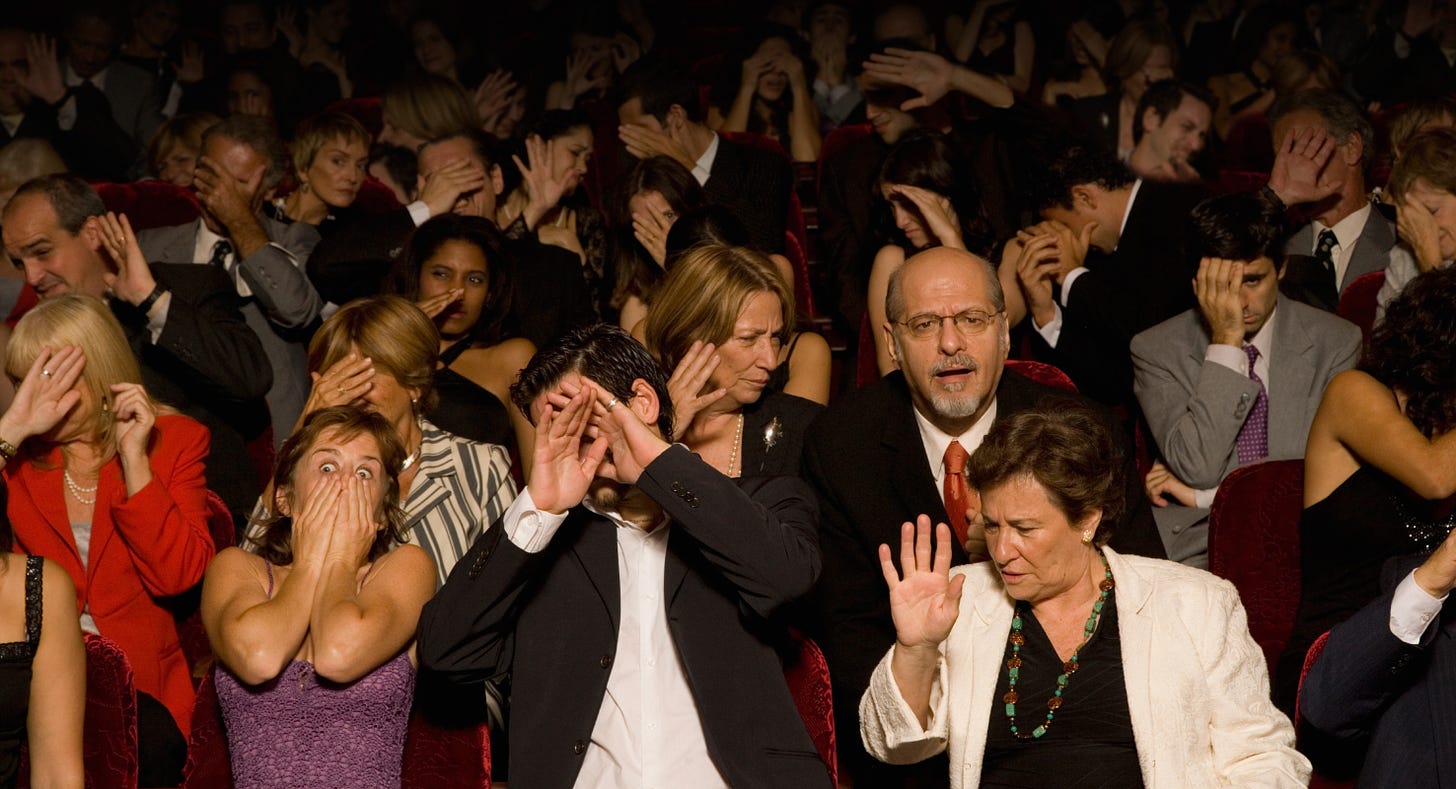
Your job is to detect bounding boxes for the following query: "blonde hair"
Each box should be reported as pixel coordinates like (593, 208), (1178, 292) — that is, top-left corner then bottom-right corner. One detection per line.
(643, 244), (793, 373)
(307, 295), (441, 415)
(146, 112), (222, 178)
(381, 74), (479, 146)
(5, 295), (150, 458)
(290, 111), (371, 174)
(0, 139), (67, 199)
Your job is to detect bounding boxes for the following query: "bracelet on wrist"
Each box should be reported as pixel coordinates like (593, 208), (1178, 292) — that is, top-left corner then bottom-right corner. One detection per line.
(0, 438), (18, 460)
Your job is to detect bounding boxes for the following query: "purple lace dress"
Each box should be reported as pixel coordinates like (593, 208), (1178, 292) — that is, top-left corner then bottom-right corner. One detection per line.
(215, 561), (415, 788)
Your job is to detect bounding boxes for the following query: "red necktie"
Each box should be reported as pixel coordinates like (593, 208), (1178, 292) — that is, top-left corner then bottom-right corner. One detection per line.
(943, 441), (971, 548)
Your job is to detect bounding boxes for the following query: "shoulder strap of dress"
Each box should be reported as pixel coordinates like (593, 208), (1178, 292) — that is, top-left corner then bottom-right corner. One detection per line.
(783, 330), (804, 363)
(23, 554), (42, 646)
(440, 338), (474, 366)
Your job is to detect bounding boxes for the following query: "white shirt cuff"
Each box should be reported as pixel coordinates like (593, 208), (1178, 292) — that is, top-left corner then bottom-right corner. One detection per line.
(1390, 570), (1447, 645)
(1394, 31), (1412, 60)
(145, 291), (173, 345)
(1032, 302), (1062, 348)
(503, 486), (568, 553)
(1205, 343), (1249, 376)
(406, 200), (432, 227)
(55, 95), (78, 131)
(1193, 485), (1218, 510)
(1059, 267), (1090, 308)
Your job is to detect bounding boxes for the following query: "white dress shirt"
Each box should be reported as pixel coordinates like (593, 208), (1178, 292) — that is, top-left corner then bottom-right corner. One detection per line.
(913, 399), (998, 490)
(1311, 201), (1372, 291)
(502, 488), (730, 789)
(691, 133), (721, 187)
(1035, 179), (1143, 348)
(55, 62), (109, 131)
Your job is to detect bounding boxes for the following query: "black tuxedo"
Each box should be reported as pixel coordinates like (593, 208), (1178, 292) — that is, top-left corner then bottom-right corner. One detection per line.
(1300, 555), (1456, 785)
(416, 445), (828, 789)
(305, 208), (592, 348)
(0, 86), (138, 182)
(112, 263), (273, 518)
(1036, 181), (1208, 409)
(801, 369), (1165, 787)
(703, 136), (791, 254)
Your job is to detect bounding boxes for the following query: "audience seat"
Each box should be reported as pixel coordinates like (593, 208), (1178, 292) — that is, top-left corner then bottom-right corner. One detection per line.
(783, 231), (816, 319)
(1296, 632), (1356, 789)
(82, 633), (141, 789)
(1005, 359), (1077, 392)
(1208, 459), (1304, 676)
(1212, 170), (1271, 196)
(1336, 270), (1385, 344)
(719, 130), (808, 254)
(180, 671), (232, 789)
(401, 706), (492, 789)
(94, 180), (201, 231)
(783, 633), (837, 786)
(816, 124), (873, 195)
(1222, 114), (1275, 173)
(324, 96), (384, 138)
(177, 491), (237, 683)
(855, 313), (879, 388)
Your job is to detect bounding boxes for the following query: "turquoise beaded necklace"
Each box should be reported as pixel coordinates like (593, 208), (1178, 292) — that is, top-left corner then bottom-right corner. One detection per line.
(1003, 550), (1114, 740)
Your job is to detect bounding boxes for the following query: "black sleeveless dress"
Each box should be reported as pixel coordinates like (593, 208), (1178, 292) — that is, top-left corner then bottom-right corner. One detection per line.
(430, 340), (515, 450)
(0, 556), (45, 788)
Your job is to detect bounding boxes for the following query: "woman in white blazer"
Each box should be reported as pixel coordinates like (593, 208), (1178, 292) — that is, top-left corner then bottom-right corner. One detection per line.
(860, 401), (1310, 788)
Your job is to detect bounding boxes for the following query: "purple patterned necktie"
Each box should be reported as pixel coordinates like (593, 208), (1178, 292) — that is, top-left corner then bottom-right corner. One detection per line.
(1236, 344), (1269, 464)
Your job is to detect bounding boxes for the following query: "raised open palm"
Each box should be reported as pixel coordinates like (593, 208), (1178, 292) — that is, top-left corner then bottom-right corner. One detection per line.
(880, 515), (965, 650)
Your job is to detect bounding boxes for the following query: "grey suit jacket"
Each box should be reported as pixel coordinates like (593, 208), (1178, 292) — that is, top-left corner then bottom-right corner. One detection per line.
(101, 60), (166, 150)
(138, 216), (323, 443)
(1131, 299), (1361, 557)
(1284, 205), (1397, 292)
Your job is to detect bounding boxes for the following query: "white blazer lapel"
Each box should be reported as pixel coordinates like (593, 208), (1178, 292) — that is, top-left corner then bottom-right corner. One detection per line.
(1107, 549), (1162, 787)
(954, 567), (1015, 786)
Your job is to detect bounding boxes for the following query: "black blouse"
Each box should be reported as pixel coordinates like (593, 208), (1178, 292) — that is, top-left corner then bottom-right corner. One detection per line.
(0, 556), (44, 789)
(981, 589), (1144, 788)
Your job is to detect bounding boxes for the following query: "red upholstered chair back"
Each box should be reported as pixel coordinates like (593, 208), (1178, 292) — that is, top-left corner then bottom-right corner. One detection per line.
(324, 96), (384, 138)
(1336, 270), (1386, 345)
(1208, 459), (1305, 675)
(817, 124), (873, 193)
(1212, 170), (1271, 196)
(1004, 359), (1077, 392)
(83, 633), (141, 789)
(181, 670), (234, 789)
(401, 706), (491, 788)
(783, 633), (837, 786)
(177, 492), (236, 682)
(1222, 114), (1275, 173)
(94, 180), (201, 230)
(855, 312), (879, 388)
(783, 231), (816, 319)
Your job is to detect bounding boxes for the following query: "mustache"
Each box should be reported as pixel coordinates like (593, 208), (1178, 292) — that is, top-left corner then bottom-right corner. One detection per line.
(930, 355), (978, 376)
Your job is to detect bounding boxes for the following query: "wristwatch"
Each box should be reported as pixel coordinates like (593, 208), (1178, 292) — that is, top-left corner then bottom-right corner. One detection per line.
(136, 285), (167, 314)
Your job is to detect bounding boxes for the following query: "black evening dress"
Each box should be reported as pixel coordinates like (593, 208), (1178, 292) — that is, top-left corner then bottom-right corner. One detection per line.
(430, 340), (514, 450)
(0, 556), (45, 788)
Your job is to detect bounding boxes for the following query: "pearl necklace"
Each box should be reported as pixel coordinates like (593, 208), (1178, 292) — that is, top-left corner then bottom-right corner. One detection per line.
(63, 469), (98, 506)
(726, 414), (744, 477)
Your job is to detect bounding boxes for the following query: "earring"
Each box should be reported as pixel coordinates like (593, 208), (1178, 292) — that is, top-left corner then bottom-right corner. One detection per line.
(1081, 529), (1093, 545)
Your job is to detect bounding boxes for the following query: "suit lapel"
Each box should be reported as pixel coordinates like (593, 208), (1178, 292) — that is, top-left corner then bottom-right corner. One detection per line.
(962, 572), (1014, 781)
(1341, 209), (1396, 290)
(881, 377), (949, 541)
(1268, 305), (1316, 458)
(569, 513), (620, 630)
(84, 461), (127, 582)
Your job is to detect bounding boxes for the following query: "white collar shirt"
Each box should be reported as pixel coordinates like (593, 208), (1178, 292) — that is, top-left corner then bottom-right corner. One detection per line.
(914, 398), (999, 490)
(1204, 304), (1277, 397)
(690, 132), (720, 187)
(1311, 202), (1372, 289)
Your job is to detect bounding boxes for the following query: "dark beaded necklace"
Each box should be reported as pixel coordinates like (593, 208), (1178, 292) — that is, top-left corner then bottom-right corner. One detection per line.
(1003, 550), (1114, 739)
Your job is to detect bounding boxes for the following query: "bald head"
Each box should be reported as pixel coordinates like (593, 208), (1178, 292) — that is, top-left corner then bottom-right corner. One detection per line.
(886, 246), (1004, 324)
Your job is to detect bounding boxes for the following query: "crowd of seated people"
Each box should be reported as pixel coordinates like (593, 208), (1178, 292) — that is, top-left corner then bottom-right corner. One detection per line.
(0, 0), (1454, 786)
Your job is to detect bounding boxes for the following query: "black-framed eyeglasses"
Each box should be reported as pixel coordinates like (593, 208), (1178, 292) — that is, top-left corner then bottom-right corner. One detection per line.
(894, 309), (1002, 339)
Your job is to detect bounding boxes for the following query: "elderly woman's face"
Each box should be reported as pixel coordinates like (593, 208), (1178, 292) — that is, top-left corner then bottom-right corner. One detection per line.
(1408, 179), (1456, 260)
(981, 474), (1100, 605)
(707, 291), (783, 408)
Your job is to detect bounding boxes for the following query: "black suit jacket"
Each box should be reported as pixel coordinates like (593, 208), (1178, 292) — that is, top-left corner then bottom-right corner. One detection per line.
(1300, 555), (1456, 786)
(306, 208), (591, 348)
(0, 86), (138, 182)
(704, 136), (791, 254)
(113, 263), (273, 516)
(801, 369), (1165, 787)
(1037, 181), (1208, 409)
(416, 445), (829, 789)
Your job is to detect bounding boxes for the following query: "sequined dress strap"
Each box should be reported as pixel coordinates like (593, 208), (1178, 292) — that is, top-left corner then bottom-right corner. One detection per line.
(22, 556), (40, 647)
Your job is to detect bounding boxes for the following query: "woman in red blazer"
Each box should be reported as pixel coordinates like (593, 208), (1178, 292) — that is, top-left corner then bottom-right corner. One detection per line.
(0, 293), (213, 785)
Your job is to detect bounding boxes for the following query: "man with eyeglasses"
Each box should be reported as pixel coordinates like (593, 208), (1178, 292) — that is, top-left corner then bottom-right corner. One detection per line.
(802, 246), (1164, 788)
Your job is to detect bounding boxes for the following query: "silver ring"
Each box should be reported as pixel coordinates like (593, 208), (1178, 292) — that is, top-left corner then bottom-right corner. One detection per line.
(338, 386), (346, 395)
(605, 397), (619, 410)
(41, 370), (51, 378)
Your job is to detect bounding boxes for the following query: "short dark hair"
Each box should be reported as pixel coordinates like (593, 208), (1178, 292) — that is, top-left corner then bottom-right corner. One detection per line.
(387, 214), (516, 345)
(200, 113), (289, 191)
(419, 127), (499, 171)
(877, 129), (994, 255)
(1186, 192), (1286, 266)
(1267, 88), (1374, 170)
(664, 204), (751, 266)
(5, 174), (105, 234)
(964, 398), (1125, 544)
(1361, 266), (1456, 438)
(1133, 79), (1216, 144)
(247, 405), (409, 566)
(618, 57), (703, 124)
(1023, 140), (1135, 214)
(511, 323), (675, 439)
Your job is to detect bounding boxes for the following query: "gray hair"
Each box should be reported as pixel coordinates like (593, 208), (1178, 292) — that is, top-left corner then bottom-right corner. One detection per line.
(199, 114), (289, 191)
(1268, 88), (1374, 169)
